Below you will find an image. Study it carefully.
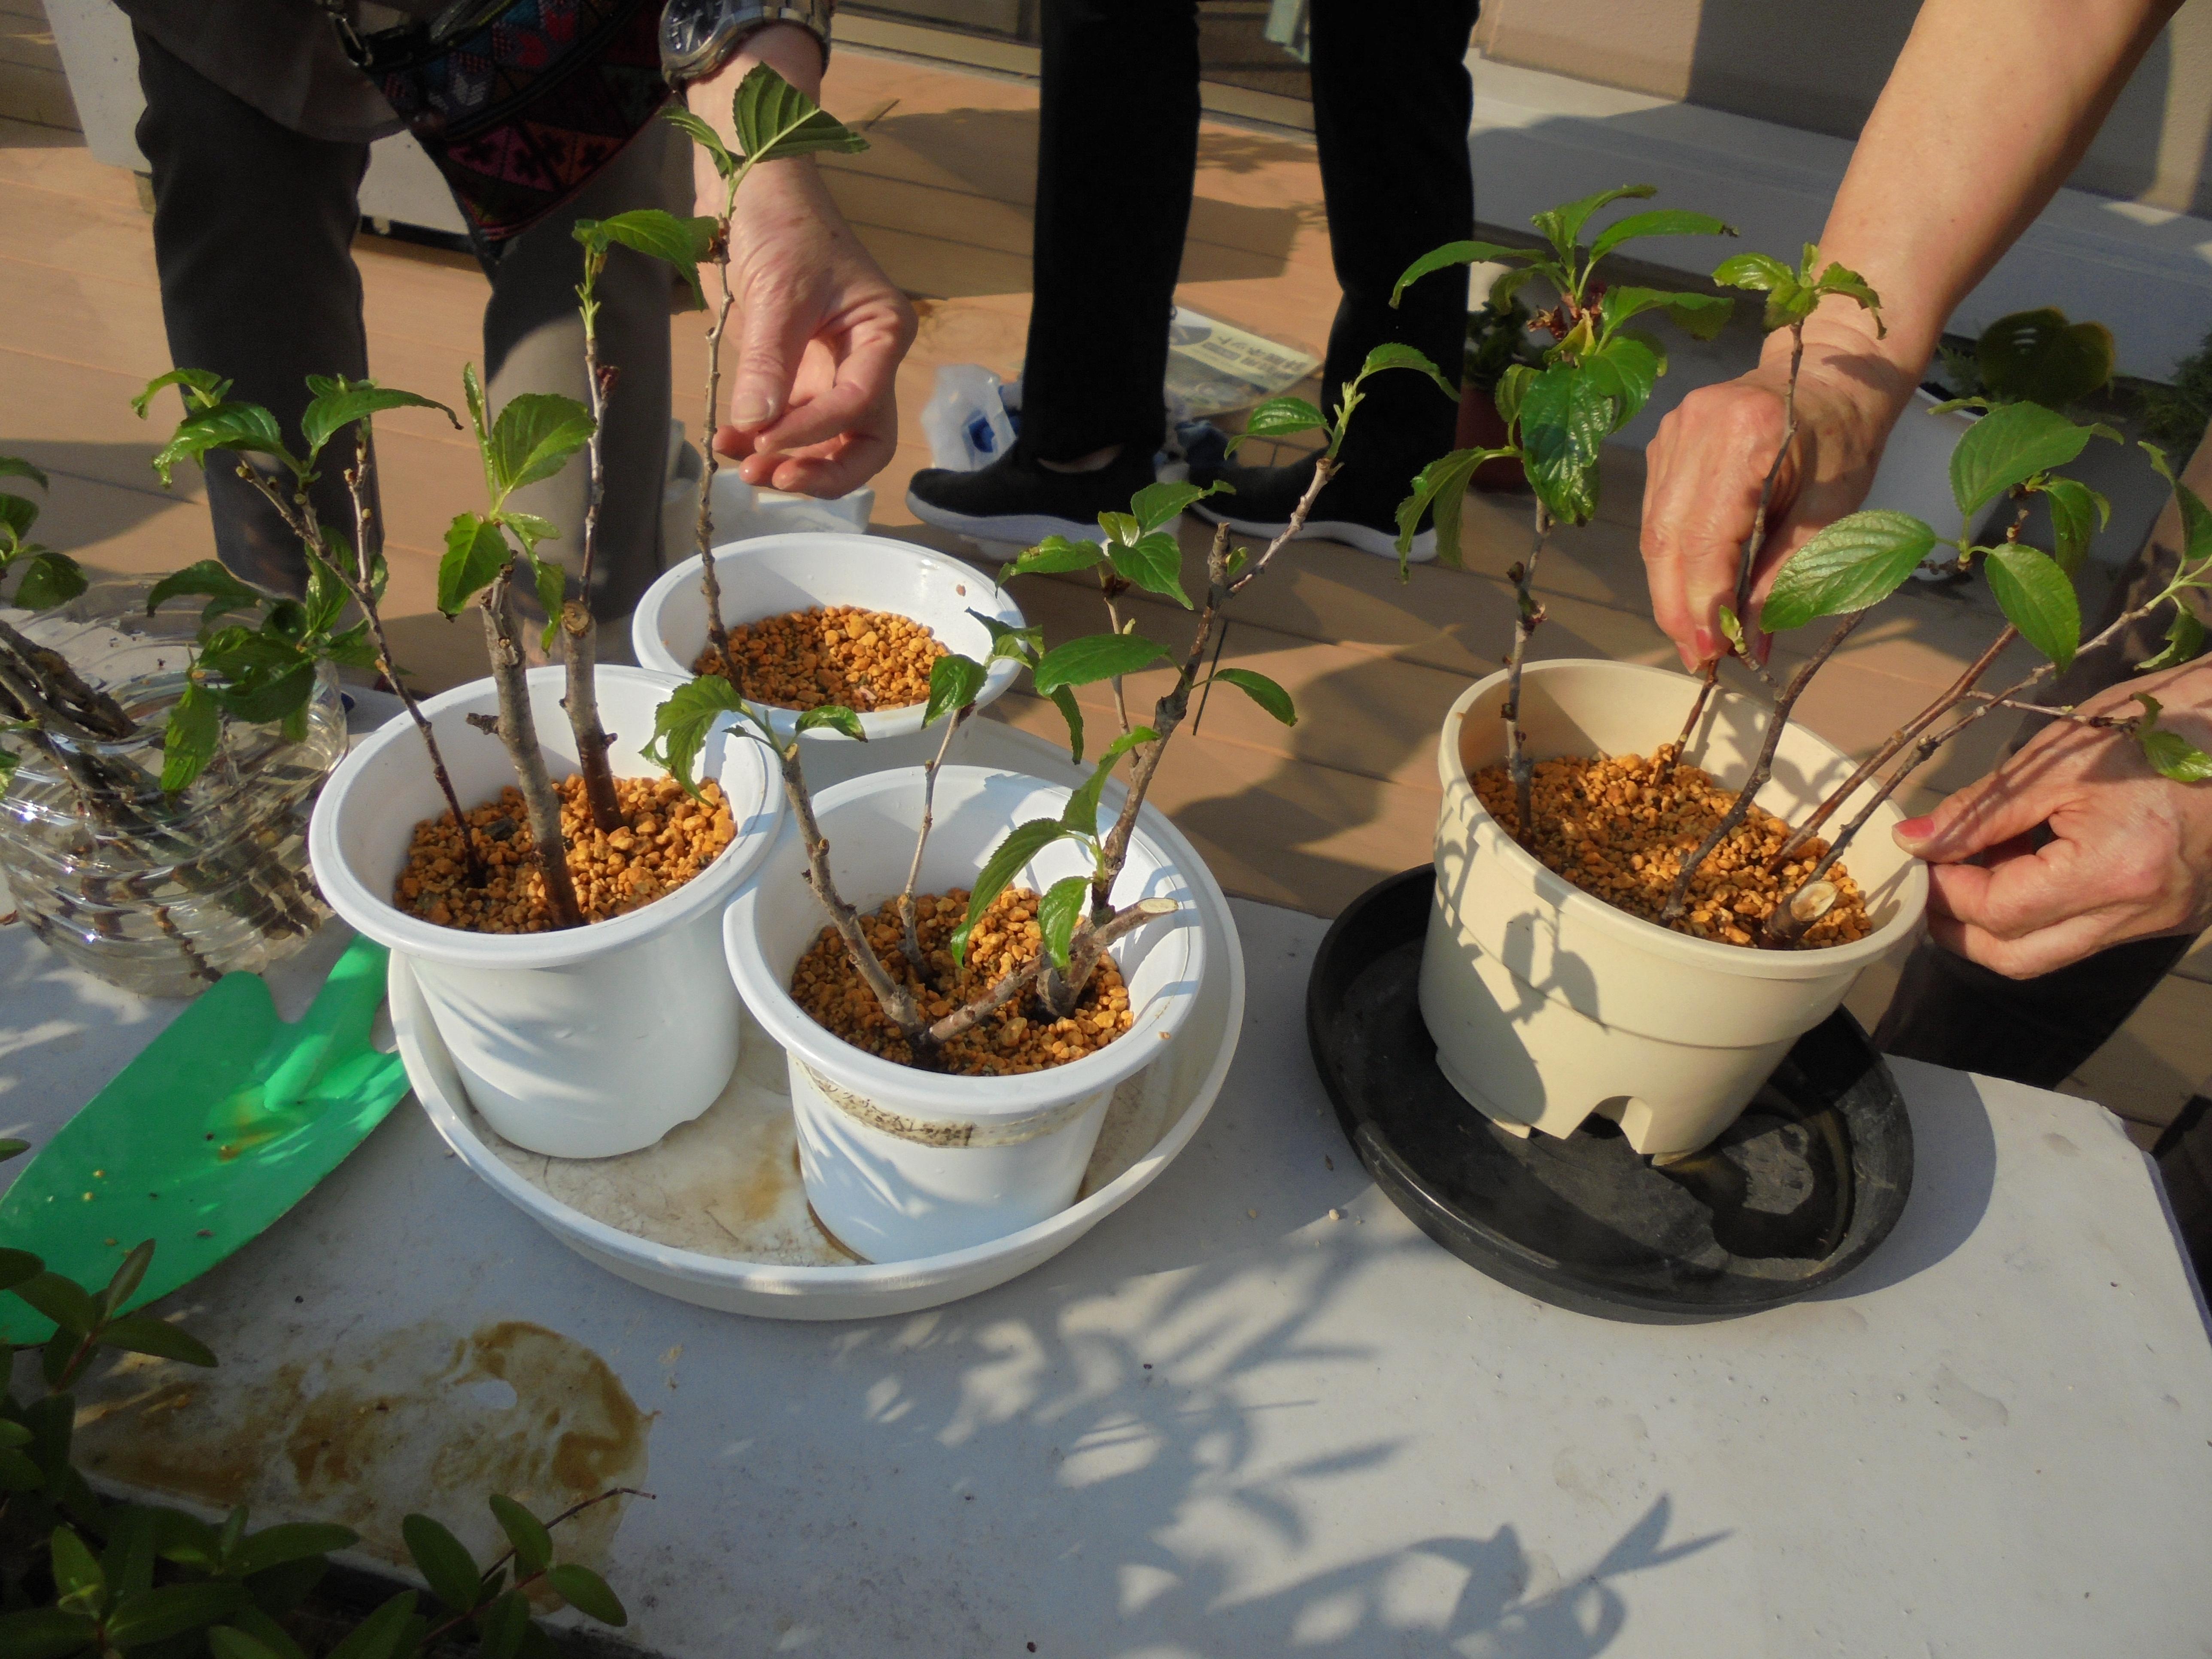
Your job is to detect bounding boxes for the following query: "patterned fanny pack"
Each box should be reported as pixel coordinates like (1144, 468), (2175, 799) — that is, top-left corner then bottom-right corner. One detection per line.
(326, 0), (672, 247)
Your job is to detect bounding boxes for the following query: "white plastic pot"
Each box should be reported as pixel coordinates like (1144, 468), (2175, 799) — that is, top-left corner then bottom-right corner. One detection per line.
(1421, 659), (1927, 1159)
(630, 533), (1025, 773)
(723, 766), (1206, 1262)
(310, 665), (783, 1159)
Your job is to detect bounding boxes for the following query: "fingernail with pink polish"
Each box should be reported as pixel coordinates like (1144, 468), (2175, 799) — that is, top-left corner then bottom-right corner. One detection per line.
(1692, 625), (1718, 662)
(1895, 814), (1935, 842)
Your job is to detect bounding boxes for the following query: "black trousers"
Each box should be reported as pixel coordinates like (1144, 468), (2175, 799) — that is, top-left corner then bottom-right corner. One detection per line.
(1019, 0), (1479, 507)
(134, 27), (684, 621)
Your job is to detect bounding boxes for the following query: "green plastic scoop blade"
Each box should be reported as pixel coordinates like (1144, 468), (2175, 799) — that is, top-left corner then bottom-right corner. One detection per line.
(0, 935), (410, 1342)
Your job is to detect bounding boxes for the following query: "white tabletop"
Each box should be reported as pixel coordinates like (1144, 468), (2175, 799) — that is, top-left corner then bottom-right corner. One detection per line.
(3, 883), (2209, 1658)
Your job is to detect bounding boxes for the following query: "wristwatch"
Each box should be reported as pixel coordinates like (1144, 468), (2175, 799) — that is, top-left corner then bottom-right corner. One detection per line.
(661, 0), (834, 86)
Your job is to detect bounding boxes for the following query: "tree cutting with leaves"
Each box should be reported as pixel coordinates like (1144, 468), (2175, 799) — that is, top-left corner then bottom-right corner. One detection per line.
(1388, 184), (1740, 835)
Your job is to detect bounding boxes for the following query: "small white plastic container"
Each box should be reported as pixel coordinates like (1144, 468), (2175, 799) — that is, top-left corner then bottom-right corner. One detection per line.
(310, 665), (783, 1159)
(630, 533), (1026, 772)
(1421, 659), (1927, 1158)
(723, 766), (1205, 1262)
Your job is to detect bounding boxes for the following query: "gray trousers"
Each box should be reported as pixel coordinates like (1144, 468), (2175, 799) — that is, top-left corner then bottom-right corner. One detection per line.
(133, 26), (686, 623)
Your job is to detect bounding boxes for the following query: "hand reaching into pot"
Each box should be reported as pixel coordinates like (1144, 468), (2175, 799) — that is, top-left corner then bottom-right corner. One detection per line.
(686, 26), (917, 501)
(1892, 662), (2212, 979)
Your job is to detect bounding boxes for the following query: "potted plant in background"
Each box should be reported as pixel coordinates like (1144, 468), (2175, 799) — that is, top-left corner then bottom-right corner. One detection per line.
(1397, 227), (2211, 1159)
(0, 453), (364, 997)
(1452, 282), (1547, 490)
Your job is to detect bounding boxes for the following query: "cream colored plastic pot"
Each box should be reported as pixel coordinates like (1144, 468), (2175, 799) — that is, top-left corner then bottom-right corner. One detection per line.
(1421, 659), (1927, 1158)
(630, 533), (1024, 772)
(310, 666), (783, 1159)
(723, 766), (1206, 1262)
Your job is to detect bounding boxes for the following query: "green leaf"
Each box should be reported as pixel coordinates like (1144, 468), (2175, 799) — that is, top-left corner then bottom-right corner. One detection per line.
(0, 1446), (41, 1492)
(1517, 363), (1615, 526)
(487, 1496), (551, 1577)
(207, 652), (317, 729)
(12, 551), (88, 611)
(98, 1315), (217, 1368)
(219, 1610), (308, 1659)
(323, 1592), (418, 1659)
(730, 63), (868, 165)
(662, 104), (735, 178)
(132, 368), (228, 418)
(1229, 395), (1327, 450)
(1982, 543), (2079, 670)
(574, 210), (720, 308)
(1394, 445), (1508, 572)
(1062, 726), (1155, 837)
(1596, 286), (1731, 343)
(1494, 363), (1535, 434)
(1586, 209), (1735, 264)
(1355, 341), (1456, 403)
(1977, 307), (2114, 409)
(1000, 536), (1104, 580)
(151, 402), (293, 486)
(1391, 240), (1534, 308)
(1130, 479), (1224, 534)
(319, 621), (381, 673)
(1211, 667), (1295, 725)
(401, 1514), (481, 1613)
(531, 556), (566, 653)
(231, 1523), (356, 1580)
(99, 1240), (153, 1318)
(106, 1583), (248, 1649)
(51, 1525), (105, 1614)
(2138, 606), (2205, 673)
(1048, 685), (1085, 765)
(0, 456), (51, 491)
(438, 514), (510, 616)
(2039, 475), (2109, 574)
(147, 561), (267, 630)
(0, 1607), (97, 1659)
(1711, 251), (1796, 292)
(475, 1592), (532, 1659)
(301, 546), (349, 637)
(485, 394), (594, 502)
(158, 680), (216, 799)
(1531, 184), (1656, 261)
(209, 1627), (289, 1659)
(1037, 875), (1091, 973)
(794, 704), (865, 740)
(950, 818), (1070, 963)
(300, 380), (452, 462)
(2138, 722), (2212, 783)
(922, 652), (988, 726)
(1033, 632), (1169, 696)
(1950, 401), (2100, 517)
(1811, 261), (1884, 325)
(1107, 530), (1191, 608)
(1581, 332), (1665, 425)
(0, 489), (37, 541)
(1759, 509), (1937, 632)
(544, 1564), (626, 1627)
(644, 673), (749, 796)
(462, 362), (490, 459)
(0, 1246), (43, 1289)
(501, 511), (559, 558)
(1095, 510), (1140, 545)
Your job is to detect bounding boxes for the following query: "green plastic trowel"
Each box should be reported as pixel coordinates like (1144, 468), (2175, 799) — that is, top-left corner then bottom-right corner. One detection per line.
(0, 935), (410, 1342)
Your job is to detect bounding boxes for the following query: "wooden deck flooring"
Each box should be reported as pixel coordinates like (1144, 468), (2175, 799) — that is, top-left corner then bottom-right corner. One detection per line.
(3, 16), (2205, 1141)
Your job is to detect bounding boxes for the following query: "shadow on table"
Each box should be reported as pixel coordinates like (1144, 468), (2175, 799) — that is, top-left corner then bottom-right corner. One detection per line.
(1807, 1058), (1997, 1301)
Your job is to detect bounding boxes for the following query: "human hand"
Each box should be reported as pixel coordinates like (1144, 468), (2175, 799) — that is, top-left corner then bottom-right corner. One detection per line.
(1641, 317), (1912, 668)
(1893, 660), (2212, 977)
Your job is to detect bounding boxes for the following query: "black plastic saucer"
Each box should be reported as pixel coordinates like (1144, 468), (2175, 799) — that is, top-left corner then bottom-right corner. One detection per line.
(1307, 867), (1913, 1322)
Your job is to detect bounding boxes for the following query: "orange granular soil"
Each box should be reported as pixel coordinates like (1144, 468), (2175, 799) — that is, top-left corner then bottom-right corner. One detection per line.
(792, 887), (1135, 1074)
(694, 605), (945, 713)
(1475, 747), (1873, 949)
(393, 773), (733, 933)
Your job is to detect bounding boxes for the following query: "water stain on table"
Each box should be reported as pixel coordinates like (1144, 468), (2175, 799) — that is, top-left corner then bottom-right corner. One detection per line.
(73, 1318), (651, 1568)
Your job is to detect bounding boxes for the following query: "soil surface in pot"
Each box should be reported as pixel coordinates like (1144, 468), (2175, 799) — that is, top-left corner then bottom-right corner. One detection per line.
(1474, 747), (1872, 949)
(793, 887), (1135, 1075)
(394, 773), (734, 932)
(694, 605), (946, 713)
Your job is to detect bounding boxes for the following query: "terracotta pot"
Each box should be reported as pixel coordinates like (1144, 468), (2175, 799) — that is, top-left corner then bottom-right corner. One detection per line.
(1455, 382), (1528, 490)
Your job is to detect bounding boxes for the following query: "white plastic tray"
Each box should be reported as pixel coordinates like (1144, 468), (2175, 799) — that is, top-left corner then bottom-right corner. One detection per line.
(389, 722), (1245, 1320)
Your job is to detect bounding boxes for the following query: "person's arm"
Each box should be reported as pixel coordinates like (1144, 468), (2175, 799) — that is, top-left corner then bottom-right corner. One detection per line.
(683, 23), (916, 496)
(1640, 0), (2182, 668)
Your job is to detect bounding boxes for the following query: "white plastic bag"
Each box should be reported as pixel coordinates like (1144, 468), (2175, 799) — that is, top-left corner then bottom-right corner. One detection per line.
(658, 420), (874, 568)
(919, 364), (1016, 472)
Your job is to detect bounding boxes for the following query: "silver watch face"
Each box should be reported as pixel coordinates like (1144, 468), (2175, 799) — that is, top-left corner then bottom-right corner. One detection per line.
(662, 0), (739, 73)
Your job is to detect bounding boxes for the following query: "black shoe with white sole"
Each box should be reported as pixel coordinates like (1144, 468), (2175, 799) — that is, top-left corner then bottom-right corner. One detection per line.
(1189, 456), (1438, 564)
(906, 444), (1160, 546)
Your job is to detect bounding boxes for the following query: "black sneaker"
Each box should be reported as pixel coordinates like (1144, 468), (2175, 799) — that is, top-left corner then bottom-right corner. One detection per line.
(906, 444), (1160, 545)
(1190, 455), (1438, 563)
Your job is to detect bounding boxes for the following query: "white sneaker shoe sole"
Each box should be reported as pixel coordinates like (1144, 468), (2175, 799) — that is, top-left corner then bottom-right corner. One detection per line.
(1192, 503), (1438, 564)
(903, 492), (1100, 550)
